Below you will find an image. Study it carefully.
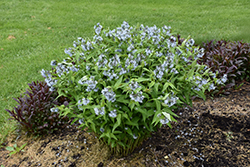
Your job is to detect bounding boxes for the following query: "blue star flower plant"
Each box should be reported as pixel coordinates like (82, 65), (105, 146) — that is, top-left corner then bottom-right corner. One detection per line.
(41, 21), (226, 156)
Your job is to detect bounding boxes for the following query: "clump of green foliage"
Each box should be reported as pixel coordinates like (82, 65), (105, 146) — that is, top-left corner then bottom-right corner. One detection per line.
(41, 22), (224, 156)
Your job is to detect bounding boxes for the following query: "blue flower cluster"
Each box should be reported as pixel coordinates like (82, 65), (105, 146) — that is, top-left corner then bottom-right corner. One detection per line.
(78, 97), (90, 110)
(191, 75), (210, 92)
(153, 53), (176, 80)
(163, 95), (179, 107)
(41, 69), (57, 92)
(78, 76), (99, 92)
(108, 109), (117, 118)
(157, 113), (170, 125)
(216, 74), (227, 85)
(94, 107), (105, 116)
(50, 107), (59, 113)
(128, 81), (144, 103)
(101, 87), (116, 102)
(43, 21), (217, 127)
(129, 81), (140, 90)
(129, 91), (145, 103)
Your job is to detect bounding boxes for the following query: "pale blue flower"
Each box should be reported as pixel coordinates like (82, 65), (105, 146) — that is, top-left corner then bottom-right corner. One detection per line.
(49, 87), (55, 92)
(82, 77), (98, 92)
(209, 83), (216, 91)
(82, 98), (90, 105)
(50, 107), (59, 113)
(70, 66), (79, 72)
(64, 48), (73, 57)
(155, 51), (163, 57)
(73, 41), (78, 48)
(81, 44), (87, 51)
(94, 23), (102, 35)
(145, 48), (152, 56)
(189, 38), (195, 46)
(101, 87), (116, 102)
(79, 118), (85, 124)
(160, 118), (169, 125)
(93, 35), (103, 42)
(133, 134), (138, 139)
(41, 69), (47, 78)
(50, 60), (57, 66)
(100, 128), (104, 133)
(168, 36), (177, 48)
(194, 87), (201, 91)
(108, 54), (120, 68)
(127, 44), (134, 52)
(129, 91), (144, 103)
(77, 37), (85, 43)
(164, 95), (178, 107)
(119, 67), (127, 75)
(221, 74), (227, 83)
(129, 81), (141, 91)
(96, 54), (108, 69)
(108, 109), (117, 118)
(170, 68), (179, 74)
(94, 107), (105, 116)
(86, 65), (90, 71)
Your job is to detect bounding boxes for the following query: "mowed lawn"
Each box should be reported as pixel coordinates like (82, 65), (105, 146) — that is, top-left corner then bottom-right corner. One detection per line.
(0, 0), (250, 145)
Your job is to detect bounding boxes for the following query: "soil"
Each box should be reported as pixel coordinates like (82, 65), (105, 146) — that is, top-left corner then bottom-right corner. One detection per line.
(0, 81), (250, 167)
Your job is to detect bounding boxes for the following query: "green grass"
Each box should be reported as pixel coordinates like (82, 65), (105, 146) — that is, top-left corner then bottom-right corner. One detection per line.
(0, 0), (250, 144)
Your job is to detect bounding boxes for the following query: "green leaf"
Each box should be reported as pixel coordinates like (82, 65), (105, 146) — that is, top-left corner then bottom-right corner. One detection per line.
(9, 152), (17, 156)
(116, 96), (130, 104)
(19, 143), (27, 151)
(136, 107), (150, 122)
(118, 141), (126, 148)
(113, 130), (122, 134)
(162, 107), (179, 118)
(125, 117), (139, 129)
(152, 110), (161, 125)
(136, 77), (150, 83)
(110, 133), (118, 140)
(99, 133), (107, 139)
(154, 83), (160, 92)
(155, 99), (161, 112)
(90, 122), (96, 133)
(171, 115), (178, 122)
(166, 121), (172, 129)
(129, 101), (135, 111)
(113, 76), (123, 90)
(112, 114), (121, 132)
(148, 81), (155, 88)
(106, 133), (112, 145)
(162, 82), (176, 92)
(143, 67), (150, 72)
(126, 127), (133, 137)
(178, 95), (187, 104)
(184, 91), (192, 106)
(122, 113), (131, 121)
(162, 112), (171, 121)
(111, 141), (116, 148)
(6, 146), (15, 152)
(194, 90), (206, 101)
(187, 69), (195, 80)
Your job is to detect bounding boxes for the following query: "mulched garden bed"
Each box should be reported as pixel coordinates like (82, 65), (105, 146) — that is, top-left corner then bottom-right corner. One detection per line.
(0, 81), (250, 167)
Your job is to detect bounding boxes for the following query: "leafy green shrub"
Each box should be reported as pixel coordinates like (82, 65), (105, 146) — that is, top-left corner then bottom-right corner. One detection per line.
(197, 40), (250, 95)
(42, 22), (222, 156)
(6, 81), (71, 136)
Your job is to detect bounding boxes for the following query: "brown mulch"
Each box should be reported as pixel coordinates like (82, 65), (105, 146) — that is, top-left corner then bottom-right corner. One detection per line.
(0, 81), (250, 167)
